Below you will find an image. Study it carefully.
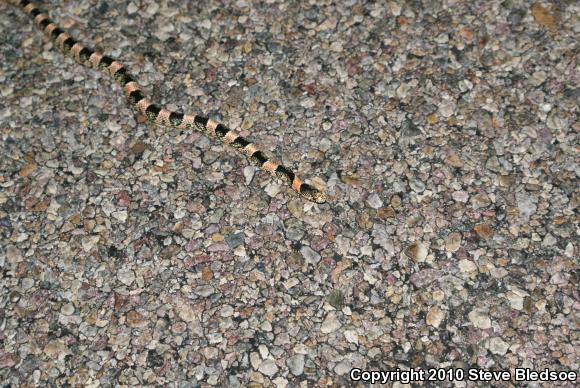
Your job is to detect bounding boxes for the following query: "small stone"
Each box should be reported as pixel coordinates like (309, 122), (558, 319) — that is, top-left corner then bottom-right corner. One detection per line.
(81, 235), (100, 252)
(272, 377), (288, 388)
(44, 340), (69, 358)
(452, 190), (469, 202)
(300, 246), (321, 265)
(285, 227), (303, 241)
(194, 285), (214, 297)
(445, 153), (464, 168)
(507, 291), (524, 310)
(21, 278), (34, 290)
(126, 310), (146, 327)
(329, 41), (343, 52)
(182, 229), (195, 239)
(60, 303), (74, 316)
(258, 345), (269, 359)
(471, 193), (491, 209)
(250, 352), (261, 370)
(486, 155), (501, 172)
(201, 266), (213, 281)
(287, 354), (304, 376)
(258, 359), (279, 377)
(564, 243), (574, 258)
(220, 305), (234, 317)
(344, 330), (358, 344)
(546, 111), (566, 130)
(396, 82), (412, 98)
(459, 26), (474, 42)
(287, 200), (303, 218)
(0, 352), (17, 368)
(409, 178), (425, 193)
(426, 306), (445, 328)
(410, 269), (442, 288)
(541, 234), (557, 247)
(264, 183), (281, 198)
(145, 2), (159, 15)
(112, 210), (128, 222)
(530, 71), (547, 87)
(117, 268), (135, 286)
(531, 3), (555, 29)
(321, 312), (341, 333)
(176, 303), (196, 322)
(127, 2), (138, 14)
(400, 119), (421, 138)
(334, 361), (352, 375)
(445, 232), (462, 252)
(516, 193), (537, 221)
(261, 320), (272, 332)
(468, 308), (491, 329)
(327, 290), (345, 310)
(458, 259), (477, 273)
(243, 166), (255, 185)
(174, 208), (187, 219)
(438, 99), (456, 117)
(487, 337), (510, 355)
(225, 233), (245, 248)
(474, 224), (494, 239)
(6, 246), (23, 263)
(19, 162), (37, 177)
(404, 242), (428, 261)
(498, 175), (515, 187)
(366, 193), (383, 209)
(131, 141), (148, 156)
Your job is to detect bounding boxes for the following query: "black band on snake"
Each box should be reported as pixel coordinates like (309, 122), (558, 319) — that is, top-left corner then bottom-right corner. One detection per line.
(12, 0), (327, 204)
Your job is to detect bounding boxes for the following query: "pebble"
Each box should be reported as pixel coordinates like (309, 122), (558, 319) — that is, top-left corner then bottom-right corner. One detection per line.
(458, 259), (477, 274)
(404, 242), (428, 261)
(60, 303), (75, 316)
(541, 234), (557, 247)
(438, 100), (456, 117)
(474, 224), (494, 239)
(516, 193), (537, 221)
(487, 337), (510, 356)
(81, 235), (100, 252)
(344, 330), (358, 344)
(6, 246), (22, 263)
(258, 359), (278, 377)
(300, 246), (321, 265)
(112, 210), (128, 222)
(409, 178), (426, 193)
(220, 305), (234, 318)
(426, 306), (445, 328)
(224, 233), (245, 248)
(366, 193), (383, 209)
(264, 183), (281, 198)
(471, 193), (491, 209)
(243, 166), (255, 185)
(287, 354), (305, 376)
(445, 232), (462, 252)
(468, 308), (492, 329)
(320, 312), (341, 334)
(117, 268), (135, 286)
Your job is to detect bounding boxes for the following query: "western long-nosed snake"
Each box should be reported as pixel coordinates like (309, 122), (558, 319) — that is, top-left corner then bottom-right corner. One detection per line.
(11, 0), (327, 204)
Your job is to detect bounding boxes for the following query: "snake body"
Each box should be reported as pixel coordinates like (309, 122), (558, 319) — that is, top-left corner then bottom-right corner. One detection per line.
(13, 0), (327, 204)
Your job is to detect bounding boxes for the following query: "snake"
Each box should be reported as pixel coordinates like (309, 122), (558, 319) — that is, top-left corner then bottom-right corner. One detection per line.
(11, 0), (327, 204)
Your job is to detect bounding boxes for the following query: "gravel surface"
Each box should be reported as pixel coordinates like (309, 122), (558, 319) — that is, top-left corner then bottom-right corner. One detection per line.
(1, 0), (578, 386)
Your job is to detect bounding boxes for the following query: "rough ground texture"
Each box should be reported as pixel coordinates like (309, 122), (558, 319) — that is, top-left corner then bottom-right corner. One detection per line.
(1, 0), (578, 386)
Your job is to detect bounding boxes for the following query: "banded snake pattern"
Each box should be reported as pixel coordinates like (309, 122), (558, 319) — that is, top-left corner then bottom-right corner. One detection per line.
(11, 0), (327, 204)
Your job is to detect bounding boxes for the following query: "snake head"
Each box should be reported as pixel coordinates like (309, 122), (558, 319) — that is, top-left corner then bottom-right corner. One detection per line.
(299, 183), (327, 204)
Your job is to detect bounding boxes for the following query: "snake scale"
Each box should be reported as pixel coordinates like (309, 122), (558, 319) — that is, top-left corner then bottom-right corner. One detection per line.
(12, 0), (327, 204)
